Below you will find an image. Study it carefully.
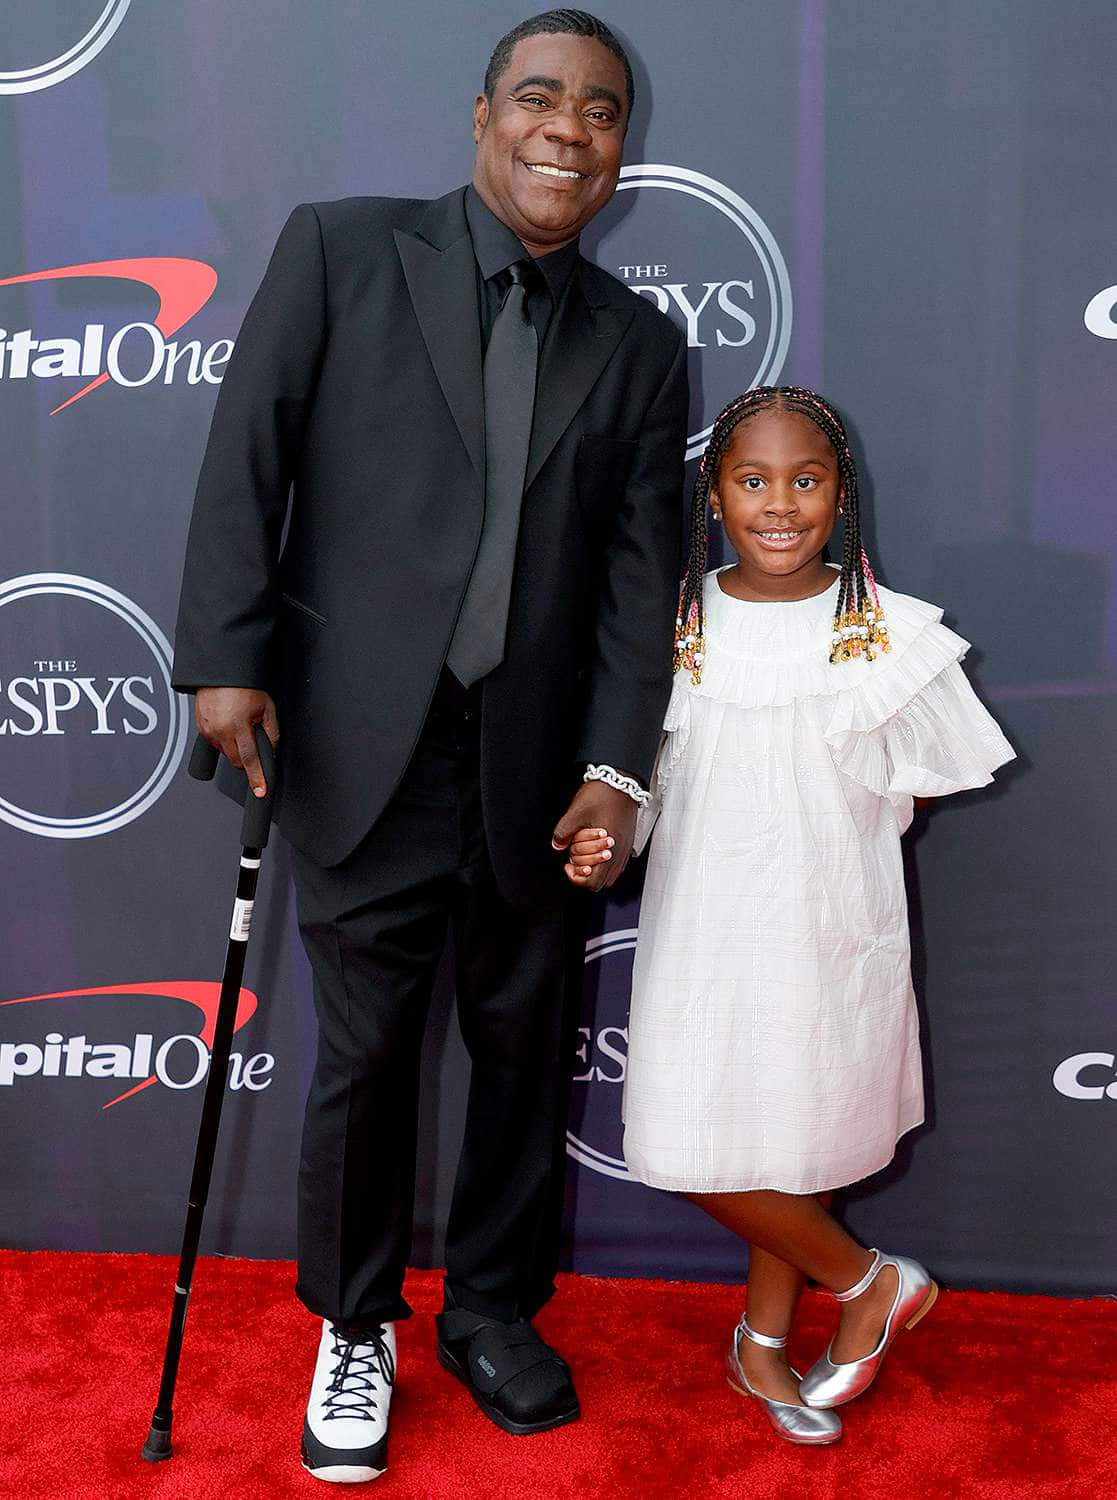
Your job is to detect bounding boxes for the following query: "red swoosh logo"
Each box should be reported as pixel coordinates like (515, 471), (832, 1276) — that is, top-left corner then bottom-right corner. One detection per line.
(0, 982), (257, 1109)
(0, 258), (218, 414)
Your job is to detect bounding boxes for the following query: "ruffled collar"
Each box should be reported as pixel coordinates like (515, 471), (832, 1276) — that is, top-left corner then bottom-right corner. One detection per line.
(669, 568), (962, 714)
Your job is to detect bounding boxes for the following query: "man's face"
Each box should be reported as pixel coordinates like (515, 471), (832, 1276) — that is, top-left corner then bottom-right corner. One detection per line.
(472, 33), (628, 256)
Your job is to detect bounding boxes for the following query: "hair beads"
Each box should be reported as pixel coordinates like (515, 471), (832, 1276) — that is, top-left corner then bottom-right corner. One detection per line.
(674, 386), (890, 684)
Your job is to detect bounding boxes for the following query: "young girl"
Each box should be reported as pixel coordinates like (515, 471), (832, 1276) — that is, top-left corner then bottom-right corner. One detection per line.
(566, 387), (1014, 1446)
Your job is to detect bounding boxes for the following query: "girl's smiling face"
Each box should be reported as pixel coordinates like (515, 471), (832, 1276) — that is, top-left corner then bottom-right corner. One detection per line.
(711, 405), (843, 600)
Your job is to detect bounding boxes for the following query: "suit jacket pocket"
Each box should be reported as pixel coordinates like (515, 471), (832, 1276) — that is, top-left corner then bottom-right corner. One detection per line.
(576, 435), (637, 520)
(281, 591), (327, 626)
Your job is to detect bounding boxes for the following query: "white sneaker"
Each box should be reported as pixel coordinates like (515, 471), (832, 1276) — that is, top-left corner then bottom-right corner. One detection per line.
(301, 1319), (396, 1484)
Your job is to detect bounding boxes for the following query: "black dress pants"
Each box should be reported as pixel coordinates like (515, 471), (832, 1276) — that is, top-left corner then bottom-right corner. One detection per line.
(291, 680), (582, 1329)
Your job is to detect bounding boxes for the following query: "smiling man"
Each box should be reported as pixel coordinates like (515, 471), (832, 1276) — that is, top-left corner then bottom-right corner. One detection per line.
(173, 9), (687, 1484)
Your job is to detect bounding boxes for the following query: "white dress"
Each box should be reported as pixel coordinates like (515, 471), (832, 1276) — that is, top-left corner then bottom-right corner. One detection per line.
(622, 567), (1014, 1194)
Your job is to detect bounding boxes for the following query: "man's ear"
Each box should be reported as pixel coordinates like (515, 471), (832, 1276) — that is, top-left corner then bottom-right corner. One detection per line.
(473, 94), (489, 144)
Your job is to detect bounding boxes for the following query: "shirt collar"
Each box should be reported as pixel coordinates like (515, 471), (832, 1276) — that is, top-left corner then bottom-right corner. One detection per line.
(465, 184), (580, 304)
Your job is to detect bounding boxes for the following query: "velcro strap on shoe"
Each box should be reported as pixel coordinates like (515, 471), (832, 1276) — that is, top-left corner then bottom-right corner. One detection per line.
(462, 1323), (566, 1398)
(437, 1306), (496, 1344)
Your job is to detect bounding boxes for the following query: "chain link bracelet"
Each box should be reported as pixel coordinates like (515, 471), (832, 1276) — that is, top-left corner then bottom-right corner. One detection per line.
(583, 763), (651, 807)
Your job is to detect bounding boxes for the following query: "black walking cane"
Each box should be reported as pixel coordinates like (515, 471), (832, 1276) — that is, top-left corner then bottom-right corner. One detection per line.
(141, 724), (278, 1463)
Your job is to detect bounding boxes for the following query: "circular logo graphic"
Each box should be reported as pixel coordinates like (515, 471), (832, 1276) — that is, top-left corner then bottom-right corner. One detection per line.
(0, 573), (188, 838)
(1085, 284), (1117, 340)
(0, 1), (132, 96)
(567, 928), (638, 1181)
(591, 163), (792, 461)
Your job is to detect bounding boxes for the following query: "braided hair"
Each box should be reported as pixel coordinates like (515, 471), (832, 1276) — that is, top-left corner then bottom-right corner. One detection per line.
(675, 386), (890, 683)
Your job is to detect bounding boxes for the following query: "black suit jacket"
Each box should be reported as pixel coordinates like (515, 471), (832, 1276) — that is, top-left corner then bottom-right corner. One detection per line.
(173, 187), (688, 905)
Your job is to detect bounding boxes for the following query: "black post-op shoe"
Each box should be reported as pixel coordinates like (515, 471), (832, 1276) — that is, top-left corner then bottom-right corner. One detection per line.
(435, 1299), (580, 1436)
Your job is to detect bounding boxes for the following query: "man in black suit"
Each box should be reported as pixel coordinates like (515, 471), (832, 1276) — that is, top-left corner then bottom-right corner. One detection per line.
(174, 9), (686, 1483)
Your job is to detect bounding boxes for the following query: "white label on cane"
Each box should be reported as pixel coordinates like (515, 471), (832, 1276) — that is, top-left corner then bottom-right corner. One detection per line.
(230, 898), (255, 941)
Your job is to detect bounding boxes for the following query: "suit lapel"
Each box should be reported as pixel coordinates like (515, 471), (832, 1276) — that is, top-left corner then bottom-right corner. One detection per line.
(394, 196), (636, 492)
(394, 192), (484, 480)
(524, 263), (634, 492)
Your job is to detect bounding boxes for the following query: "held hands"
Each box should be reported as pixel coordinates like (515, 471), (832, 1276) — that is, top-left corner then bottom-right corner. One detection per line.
(552, 782), (638, 891)
(561, 828), (616, 887)
(194, 686), (279, 798)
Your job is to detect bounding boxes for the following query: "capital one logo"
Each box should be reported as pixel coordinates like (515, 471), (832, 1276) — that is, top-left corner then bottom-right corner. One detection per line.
(0, 981), (272, 1109)
(567, 929), (636, 1181)
(594, 164), (793, 460)
(1, 2), (132, 95)
(1052, 1052), (1117, 1100)
(0, 259), (228, 413)
(0, 574), (189, 838)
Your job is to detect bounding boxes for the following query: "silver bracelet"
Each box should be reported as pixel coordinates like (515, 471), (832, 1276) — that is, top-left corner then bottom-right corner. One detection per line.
(583, 763), (651, 807)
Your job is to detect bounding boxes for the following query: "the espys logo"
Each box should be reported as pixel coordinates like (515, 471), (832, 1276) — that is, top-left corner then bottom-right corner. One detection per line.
(567, 929), (636, 1181)
(598, 164), (792, 460)
(0, 258), (227, 414)
(0, 574), (189, 839)
(1, 2), (133, 95)
(1052, 1052), (1117, 1100)
(0, 981), (272, 1109)
(1084, 286), (1117, 340)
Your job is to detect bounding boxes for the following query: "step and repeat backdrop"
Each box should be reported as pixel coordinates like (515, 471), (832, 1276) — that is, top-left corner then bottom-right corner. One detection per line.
(2, 2), (1114, 1294)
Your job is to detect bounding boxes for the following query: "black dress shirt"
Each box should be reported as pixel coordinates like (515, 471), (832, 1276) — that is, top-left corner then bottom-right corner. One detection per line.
(434, 189), (583, 710)
(464, 185), (580, 349)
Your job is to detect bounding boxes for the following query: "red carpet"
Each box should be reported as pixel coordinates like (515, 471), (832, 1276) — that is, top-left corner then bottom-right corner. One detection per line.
(1, 1251), (1114, 1499)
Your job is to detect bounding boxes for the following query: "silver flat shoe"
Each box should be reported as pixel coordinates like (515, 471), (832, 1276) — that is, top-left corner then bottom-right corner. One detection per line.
(726, 1315), (842, 1445)
(799, 1249), (938, 1410)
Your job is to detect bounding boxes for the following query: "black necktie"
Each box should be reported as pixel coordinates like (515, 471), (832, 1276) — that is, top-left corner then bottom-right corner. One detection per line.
(447, 261), (539, 687)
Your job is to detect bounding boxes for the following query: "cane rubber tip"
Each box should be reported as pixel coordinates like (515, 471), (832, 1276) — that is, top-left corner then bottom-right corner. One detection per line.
(142, 1426), (173, 1463)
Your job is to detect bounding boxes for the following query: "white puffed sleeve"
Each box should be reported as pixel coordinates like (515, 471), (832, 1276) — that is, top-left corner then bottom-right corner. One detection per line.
(822, 594), (1015, 829)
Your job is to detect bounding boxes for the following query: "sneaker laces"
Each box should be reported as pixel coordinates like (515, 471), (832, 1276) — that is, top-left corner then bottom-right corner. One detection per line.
(323, 1325), (395, 1423)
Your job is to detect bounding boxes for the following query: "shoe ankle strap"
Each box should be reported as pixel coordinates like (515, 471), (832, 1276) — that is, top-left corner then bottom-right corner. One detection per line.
(833, 1249), (884, 1303)
(738, 1315), (787, 1350)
